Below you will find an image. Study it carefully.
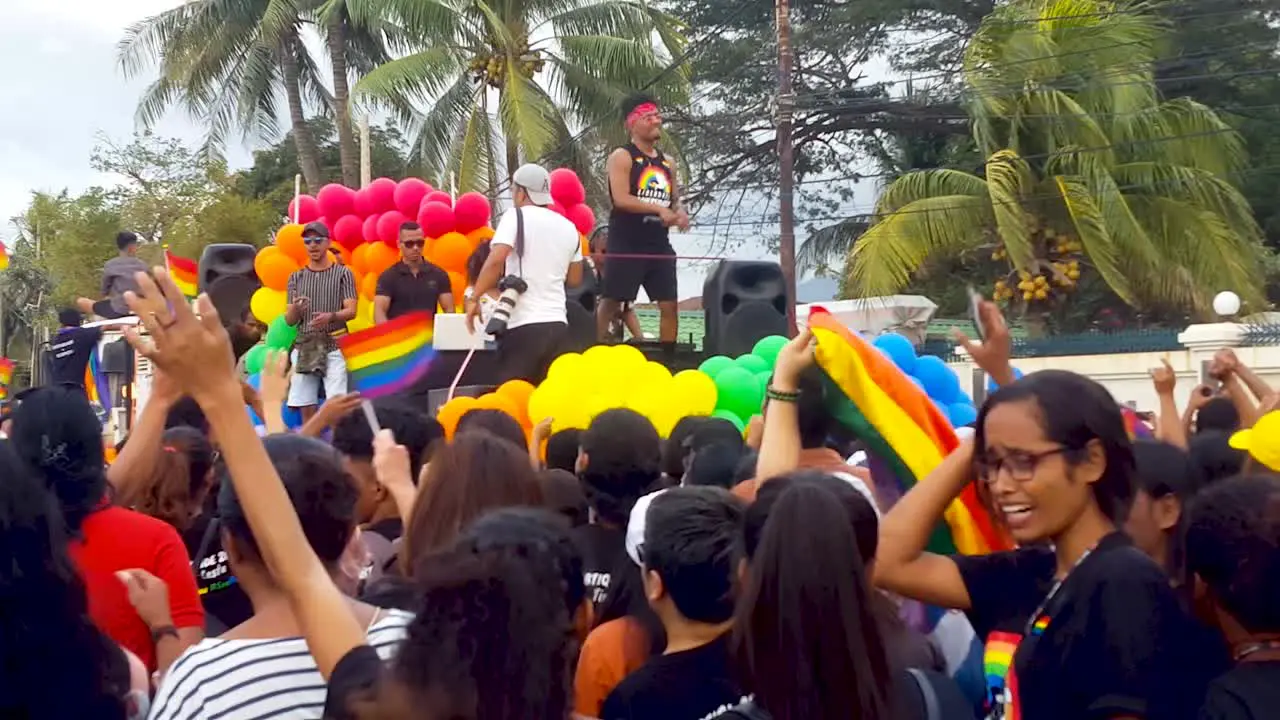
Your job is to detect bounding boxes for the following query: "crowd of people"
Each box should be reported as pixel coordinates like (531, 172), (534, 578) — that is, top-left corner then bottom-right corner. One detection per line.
(1, 260), (1277, 720)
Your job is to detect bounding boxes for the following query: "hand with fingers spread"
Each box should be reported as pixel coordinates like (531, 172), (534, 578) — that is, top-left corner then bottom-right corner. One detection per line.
(259, 349), (293, 408)
(952, 298), (1014, 387)
(1150, 359), (1177, 396)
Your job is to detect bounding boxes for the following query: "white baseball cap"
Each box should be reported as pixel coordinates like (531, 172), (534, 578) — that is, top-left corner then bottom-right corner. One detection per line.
(625, 489), (669, 567)
(512, 163), (554, 206)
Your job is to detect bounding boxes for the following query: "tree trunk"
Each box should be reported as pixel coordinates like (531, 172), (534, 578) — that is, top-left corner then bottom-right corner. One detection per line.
(327, 19), (359, 188)
(279, 42), (323, 193)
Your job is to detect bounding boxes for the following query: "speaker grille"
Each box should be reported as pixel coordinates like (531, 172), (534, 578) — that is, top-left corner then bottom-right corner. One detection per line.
(702, 261), (788, 357)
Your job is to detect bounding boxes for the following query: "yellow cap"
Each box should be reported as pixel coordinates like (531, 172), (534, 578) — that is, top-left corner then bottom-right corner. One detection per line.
(1229, 410), (1280, 472)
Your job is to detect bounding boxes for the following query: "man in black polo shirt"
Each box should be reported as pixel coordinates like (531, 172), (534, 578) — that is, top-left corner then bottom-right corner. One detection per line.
(374, 221), (455, 323)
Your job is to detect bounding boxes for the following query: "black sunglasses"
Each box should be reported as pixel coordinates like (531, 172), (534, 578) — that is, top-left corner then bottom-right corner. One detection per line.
(302, 236), (326, 245)
(401, 240), (424, 248)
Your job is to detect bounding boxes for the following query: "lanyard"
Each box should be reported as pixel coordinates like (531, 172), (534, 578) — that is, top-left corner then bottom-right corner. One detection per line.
(1023, 544), (1095, 637)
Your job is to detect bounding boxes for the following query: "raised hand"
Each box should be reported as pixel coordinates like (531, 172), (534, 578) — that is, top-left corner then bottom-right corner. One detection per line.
(773, 328), (817, 391)
(1150, 359), (1177, 396)
(259, 349), (293, 407)
(953, 298), (1014, 387)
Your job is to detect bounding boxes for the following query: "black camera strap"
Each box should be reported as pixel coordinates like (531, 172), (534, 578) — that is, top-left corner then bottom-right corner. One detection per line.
(514, 206), (525, 278)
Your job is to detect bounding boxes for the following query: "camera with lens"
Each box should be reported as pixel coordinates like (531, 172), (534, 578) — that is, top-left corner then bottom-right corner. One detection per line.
(485, 275), (528, 335)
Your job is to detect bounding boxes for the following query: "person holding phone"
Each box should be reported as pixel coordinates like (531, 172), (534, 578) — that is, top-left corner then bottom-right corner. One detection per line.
(285, 222), (357, 423)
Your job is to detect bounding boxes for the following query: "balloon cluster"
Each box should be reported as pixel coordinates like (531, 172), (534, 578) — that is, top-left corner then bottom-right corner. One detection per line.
(542, 168), (598, 237)
(695, 336), (789, 432)
(435, 379), (537, 440)
(871, 333), (980, 426)
(250, 178), (498, 332)
(238, 337), (304, 430)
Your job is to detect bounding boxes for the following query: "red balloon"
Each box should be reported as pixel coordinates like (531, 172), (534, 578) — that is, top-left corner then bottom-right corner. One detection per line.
(362, 214), (380, 244)
(423, 190), (453, 208)
(287, 194), (321, 224)
(316, 184), (355, 220)
(394, 178), (430, 217)
(418, 201), (455, 238)
(549, 168), (586, 206)
(368, 177), (397, 214)
(353, 186), (377, 218)
(548, 202), (568, 217)
(376, 210), (409, 246)
(453, 192), (492, 234)
(332, 215), (364, 250)
(565, 204), (596, 236)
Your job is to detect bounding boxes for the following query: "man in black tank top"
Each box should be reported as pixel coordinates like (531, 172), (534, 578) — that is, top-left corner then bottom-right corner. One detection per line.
(599, 94), (689, 350)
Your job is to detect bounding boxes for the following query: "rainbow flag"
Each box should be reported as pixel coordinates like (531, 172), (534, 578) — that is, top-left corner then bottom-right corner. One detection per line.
(808, 309), (1010, 556)
(84, 347), (111, 414)
(0, 357), (13, 400)
(165, 249), (198, 299)
(337, 311), (435, 398)
(0, 241), (9, 270)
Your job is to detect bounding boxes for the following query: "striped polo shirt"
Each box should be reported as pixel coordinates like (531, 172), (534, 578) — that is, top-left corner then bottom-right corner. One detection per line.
(286, 263), (357, 350)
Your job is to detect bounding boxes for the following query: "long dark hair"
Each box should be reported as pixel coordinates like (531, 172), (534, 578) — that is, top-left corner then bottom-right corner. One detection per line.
(0, 440), (128, 718)
(733, 482), (892, 719)
(134, 426), (216, 532)
(10, 386), (109, 535)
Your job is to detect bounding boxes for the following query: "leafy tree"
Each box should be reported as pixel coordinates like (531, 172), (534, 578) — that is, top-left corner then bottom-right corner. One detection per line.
(849, 0), (1269, 321)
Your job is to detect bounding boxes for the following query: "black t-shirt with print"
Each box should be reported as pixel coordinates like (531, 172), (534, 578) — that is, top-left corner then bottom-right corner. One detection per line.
(571, 524), (628, 610)
(954, 532), (1221, 720)
(182, 510), (253, 635)
(1197, 662), (1280, 720)
(600, 634), (744, 720)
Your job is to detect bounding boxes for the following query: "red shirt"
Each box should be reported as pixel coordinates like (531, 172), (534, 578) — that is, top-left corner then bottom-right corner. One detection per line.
(67, 506), (205, 671)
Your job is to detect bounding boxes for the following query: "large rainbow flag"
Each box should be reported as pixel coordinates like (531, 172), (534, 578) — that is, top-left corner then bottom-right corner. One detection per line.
(84, 347), (111, 414)
(808, 309), (1010, 556)
(338, 311), (435, 398)
(164, 249), (199, 299)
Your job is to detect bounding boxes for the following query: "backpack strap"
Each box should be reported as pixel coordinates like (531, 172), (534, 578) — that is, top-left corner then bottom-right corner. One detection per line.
(907, 668), (941, 720)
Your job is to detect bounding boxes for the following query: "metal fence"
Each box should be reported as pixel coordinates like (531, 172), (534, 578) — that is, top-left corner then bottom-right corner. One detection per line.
(921, 324), (1280, 360)
(1239, 323), (1280, 347)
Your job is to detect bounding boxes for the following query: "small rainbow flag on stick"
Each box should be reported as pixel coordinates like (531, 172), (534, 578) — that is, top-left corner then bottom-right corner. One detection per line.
(164, 248), (199, 299)
(338, 311), (435, 399)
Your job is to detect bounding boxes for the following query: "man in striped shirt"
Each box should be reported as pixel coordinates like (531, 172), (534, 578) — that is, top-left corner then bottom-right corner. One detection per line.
(285, 222), (357, 421)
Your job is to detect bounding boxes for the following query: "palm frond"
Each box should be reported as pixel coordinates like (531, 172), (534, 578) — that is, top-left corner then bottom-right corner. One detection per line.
(798, 218), (869, 276)
(406, 76), (480, 178)
(497, 67), (561, 159)
(1114, 98), (1246, 178)
(873, 169), (987, 216)
(1053, 175), (1135, 304)
(1111, 161), (1262, 245)
(848, 196), (993, 297)
(985, 149), (1037, 270)
(356, 47), (467, 106)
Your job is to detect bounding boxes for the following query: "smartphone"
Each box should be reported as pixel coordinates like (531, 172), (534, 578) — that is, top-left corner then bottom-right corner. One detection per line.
(967, 286), (986, 341)
(360, 399), (381, 434)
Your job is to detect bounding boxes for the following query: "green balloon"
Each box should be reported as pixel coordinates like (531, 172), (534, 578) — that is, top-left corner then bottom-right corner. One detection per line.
(243, 343), (269, 375)
(735, 353), (770, 374)
(265, 315), (298, 350)
(752, 335), (789, 367)
(711, 409), (745, 434)
(714, 366), (765, 420)
(754, 370), (772, 392)
(698, 355), (735, 379)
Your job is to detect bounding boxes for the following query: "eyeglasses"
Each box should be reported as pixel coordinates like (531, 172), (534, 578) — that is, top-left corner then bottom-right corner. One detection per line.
(974, 447), (1070, 485)
(401, 240), (424, 248)
(302, 236), (326, 245)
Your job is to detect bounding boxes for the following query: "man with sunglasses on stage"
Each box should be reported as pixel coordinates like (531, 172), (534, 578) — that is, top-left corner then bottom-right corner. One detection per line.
(285, 221), (357, 422)
(374, 221), (455, 323)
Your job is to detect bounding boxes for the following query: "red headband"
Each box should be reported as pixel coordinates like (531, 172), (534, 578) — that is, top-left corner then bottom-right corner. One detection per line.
(626, 103), (660, 128)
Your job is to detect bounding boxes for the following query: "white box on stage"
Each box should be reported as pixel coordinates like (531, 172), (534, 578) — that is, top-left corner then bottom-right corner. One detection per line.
(433, 313), (497, 351)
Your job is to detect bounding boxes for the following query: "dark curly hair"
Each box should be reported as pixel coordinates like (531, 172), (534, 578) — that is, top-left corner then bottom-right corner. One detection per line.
(133, 426), (216, 533)
(10, 385), (109, 535)
(580, 409), (662, 526)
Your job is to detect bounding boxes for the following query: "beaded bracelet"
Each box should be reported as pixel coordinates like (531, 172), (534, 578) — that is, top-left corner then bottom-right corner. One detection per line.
(766, 386), (801, 402)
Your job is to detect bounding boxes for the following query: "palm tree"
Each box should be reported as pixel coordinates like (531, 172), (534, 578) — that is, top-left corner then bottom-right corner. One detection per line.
(849, 0), (1269, 316)
(347, 0), (688, 193)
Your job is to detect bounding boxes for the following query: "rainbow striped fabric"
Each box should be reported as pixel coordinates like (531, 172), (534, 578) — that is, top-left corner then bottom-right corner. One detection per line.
(84, 347), (111, 413)
(0, 357), (13, 400)
(808, 309), (1010, 555)
(0, 240), (9, 271)
(165, 249), (198, 299)
(338, 311), (435, 399)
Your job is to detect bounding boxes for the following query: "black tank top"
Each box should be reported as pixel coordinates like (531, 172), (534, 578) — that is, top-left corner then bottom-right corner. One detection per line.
(608, 143), (672, 248)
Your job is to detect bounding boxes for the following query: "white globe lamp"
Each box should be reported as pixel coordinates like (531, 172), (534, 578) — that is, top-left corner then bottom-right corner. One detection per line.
(1212, 291), (1241, 319)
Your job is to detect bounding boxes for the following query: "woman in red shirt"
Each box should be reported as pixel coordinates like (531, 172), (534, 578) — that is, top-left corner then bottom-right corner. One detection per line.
(10, 386), (205, 673)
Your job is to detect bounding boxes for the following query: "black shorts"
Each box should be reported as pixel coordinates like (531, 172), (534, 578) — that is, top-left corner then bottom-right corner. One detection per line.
(601, 246), (677, 303)
(496, 321), (569, 385)
(92, 300), (129, 320)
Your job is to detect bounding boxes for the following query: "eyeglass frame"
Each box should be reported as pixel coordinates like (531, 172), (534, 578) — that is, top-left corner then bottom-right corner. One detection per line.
(973, 446), (1077, 485)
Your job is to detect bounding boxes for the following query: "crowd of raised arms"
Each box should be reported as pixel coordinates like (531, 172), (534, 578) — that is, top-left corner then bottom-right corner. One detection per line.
(1, 268), (1278, 720)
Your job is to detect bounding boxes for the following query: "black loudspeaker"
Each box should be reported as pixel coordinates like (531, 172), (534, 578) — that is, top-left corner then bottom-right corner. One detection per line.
(566, 261), (598, 313)
(100, 338), (133, 375)
(199, 244), (261, 326)
(702, 261), (788, 357)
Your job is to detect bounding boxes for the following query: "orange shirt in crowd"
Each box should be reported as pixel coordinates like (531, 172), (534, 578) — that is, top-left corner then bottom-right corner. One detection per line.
(574, 616), (651, 718)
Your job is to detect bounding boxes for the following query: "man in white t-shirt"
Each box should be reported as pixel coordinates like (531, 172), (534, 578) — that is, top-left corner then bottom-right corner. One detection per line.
(467, 163), (584, 383)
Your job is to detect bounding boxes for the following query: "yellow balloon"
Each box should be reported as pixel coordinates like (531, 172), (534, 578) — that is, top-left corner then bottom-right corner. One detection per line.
(610, 344), (647, 372)
(546, 352), (584, 383)
(672, 369), (718, 416)
(347, 316), (374, 333)
(250, 287), (288, 324)
(636, 361), (673, 388)
(527, 381), (559, 425)
(552, 404), (592, 433)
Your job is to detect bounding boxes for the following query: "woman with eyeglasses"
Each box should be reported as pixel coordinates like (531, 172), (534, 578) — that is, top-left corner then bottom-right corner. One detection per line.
(874, 301), (1222, 720)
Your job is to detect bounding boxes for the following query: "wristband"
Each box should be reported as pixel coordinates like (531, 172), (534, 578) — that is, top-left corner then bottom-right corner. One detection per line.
(766, 386), (800, 403)
(150, 625), (179, 644)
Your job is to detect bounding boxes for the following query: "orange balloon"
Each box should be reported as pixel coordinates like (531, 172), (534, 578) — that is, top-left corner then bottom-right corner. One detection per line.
(275, 224), (307, 264)
(432, 232), (472, 273)
(333, 243), (353, 267)
(496, 379), (535, 426)
(473, 393), (522, 424)
(255, 246), (298, 291)
(366, 242), (399, 275)
(437, 396), (479, 440)
(351, 243), (372, 275)
(466, 226), (494, 248)
(447, 271), (467, 303)
(360, 272), (378, 300)
(579, 233), (589, 259)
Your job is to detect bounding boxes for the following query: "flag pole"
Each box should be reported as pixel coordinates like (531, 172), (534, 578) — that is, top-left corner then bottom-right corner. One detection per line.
(293, 174), (302, 224)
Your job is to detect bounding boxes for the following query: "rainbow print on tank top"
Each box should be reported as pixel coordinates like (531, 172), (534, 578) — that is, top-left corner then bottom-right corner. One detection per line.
(983, 631), (1023, 720)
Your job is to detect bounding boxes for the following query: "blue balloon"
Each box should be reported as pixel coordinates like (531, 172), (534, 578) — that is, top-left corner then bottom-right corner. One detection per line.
(872, 333), (917, 374)
(282, 405), (304, 430)
(914, 355), (961, 404)
(948, 402), (979, 427)
(955, 391), (974, 407)
(246, 372), (262, 390)
(986, 366), (1026, 392)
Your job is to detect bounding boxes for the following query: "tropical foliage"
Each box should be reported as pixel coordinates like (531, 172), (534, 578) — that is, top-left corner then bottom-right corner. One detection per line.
(348, 0), (688, 194)
(849, 0), (1270, 316)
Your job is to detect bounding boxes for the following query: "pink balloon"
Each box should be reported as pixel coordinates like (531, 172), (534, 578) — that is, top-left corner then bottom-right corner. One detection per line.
(353, 186), (377, 218)
(548, 202), (568, 217)
(368, 177), (397, 214)
(423, 190), (453, 208)
(332, 215), (364, 250)
(418, 201), (455, 238)
(316, 184), (355, 220)
(362, 214), (380, 244)
(393, 178), (430, 217)
(376, 210), (409, 246)
(287, 194), (321, 224)
(565, 204), (596, 236)
(549, 168), (586, 206)
(453, 192), (492, 234)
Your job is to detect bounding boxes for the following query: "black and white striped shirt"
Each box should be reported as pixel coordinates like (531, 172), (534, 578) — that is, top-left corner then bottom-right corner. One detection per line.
(148, 610), (410, 720)
(286, 263), (357, 349)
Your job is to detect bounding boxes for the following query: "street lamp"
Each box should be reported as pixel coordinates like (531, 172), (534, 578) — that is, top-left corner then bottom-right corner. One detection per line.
(1212, 291), (1241, 320)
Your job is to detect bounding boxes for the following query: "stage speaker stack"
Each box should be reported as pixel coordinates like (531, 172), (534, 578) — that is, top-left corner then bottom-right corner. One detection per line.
(702, 261), (788, 357)
(563, 262), (599, 353)
(199, 244), (261, 327)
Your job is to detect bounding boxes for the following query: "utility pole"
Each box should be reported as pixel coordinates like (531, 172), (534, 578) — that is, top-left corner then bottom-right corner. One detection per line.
(359, 114), (372, 188)
(774, 0), (798, 335)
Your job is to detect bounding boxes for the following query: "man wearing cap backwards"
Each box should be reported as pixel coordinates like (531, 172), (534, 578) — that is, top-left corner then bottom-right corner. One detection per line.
(284, 221), (358, 422)
(468, 163), (585, 384)
(598, 94), (689, 353)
